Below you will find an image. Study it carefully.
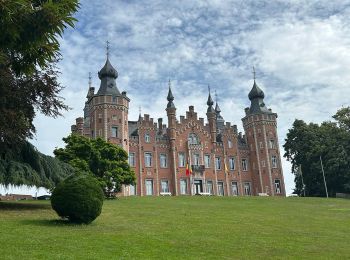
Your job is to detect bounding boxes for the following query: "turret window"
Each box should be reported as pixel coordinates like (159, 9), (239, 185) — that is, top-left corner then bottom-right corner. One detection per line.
(269, 140), (276, 149)
(271, 155), (278, 168)
(228, 140), (233, 148)
(241, 159), (248, 171)
(145, 133), (151, 143)
(111, 126), (118, 138)
(259, 142), (263, 149)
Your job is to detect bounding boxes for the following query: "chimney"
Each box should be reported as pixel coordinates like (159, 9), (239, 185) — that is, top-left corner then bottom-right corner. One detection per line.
(158, 118), (163, 131)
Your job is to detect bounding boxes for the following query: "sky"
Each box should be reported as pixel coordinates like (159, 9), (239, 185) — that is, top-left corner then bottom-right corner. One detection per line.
(2, 0), (350, 196)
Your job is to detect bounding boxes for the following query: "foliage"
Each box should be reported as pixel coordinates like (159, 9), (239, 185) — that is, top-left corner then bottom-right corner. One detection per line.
(54, 134), (136, 197)
(333, 106), (350, 131)
(1, 197), (350, 258)
(0, 141), (74, 189)
(284, 109), (350, 197)
(51, 174), (104, 224)
(0, 0), (79, 153)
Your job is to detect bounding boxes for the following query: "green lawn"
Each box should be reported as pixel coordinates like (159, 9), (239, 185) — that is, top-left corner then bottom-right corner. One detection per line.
(0, 197), (350, 259)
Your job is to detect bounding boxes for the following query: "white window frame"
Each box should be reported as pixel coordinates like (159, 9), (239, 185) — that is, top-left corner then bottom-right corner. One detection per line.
(178, 153), (185, 167)
(180, 179), (187, 195)
(241, 158), (248, 171)
(144, 152), (152, 167)
(215, 157), (221, 170)
(129, 152), (135, 167)
(229, 157), (235, 170)
(160, 154), (167, 168)
(231, 182), (239, 196)
(161, 180), (169, 193)
(271, 155), (278, 168)
(145, 133), (151, 143)
(204, 154), (211, 168)
(269, 139), (276, 149)
(111, 126), (118, 138)
(193, 153), (200, 166)
(244, 182), (251, 195)
(217, 182), (224, 196)
(206, 180), (213, 195)
(145, 179), (153, 195)
(274, 179), (281, 194)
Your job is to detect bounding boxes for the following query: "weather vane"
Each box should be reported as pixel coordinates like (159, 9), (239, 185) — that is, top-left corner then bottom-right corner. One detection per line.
(168, 79), (171, 88)
(88, 72), (92, 87)
(106, 40), (110, 59)
(208, 84), (211, 94)
(252, 66), (256, 80)
(139, 106), (142, 115)
(215, 90), (218, 103)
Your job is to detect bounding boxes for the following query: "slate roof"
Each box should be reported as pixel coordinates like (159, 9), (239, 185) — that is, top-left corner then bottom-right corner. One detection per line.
(97, 58), (121, 96)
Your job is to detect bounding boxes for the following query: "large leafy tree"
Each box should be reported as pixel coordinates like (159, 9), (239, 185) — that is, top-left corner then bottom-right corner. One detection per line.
(54, 134), (136, 197)
(284, 108), (350, 197)
(0, 0), (79, 155)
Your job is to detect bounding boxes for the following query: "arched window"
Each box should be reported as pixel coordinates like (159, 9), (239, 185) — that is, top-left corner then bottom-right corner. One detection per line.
(188, 133), (199, 145)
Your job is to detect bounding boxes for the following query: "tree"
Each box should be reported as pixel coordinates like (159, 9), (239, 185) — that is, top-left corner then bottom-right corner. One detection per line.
(54, 134), (136, 197)
(333, 106), (350, 131)
(0, 141), (74, 189)
(284, 112), (350, 197)
(0, 0), (79, 155)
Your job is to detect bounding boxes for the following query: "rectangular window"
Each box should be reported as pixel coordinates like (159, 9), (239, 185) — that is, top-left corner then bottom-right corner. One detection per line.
(112, 115), (117, 121)
(160, 154), (167, 168)
(274, 179), (281, 194)
(129, 153), (135, 167)
(145, 180), (153, 195)
(217, 182), (224, 196)
(161, 180), (169, 193)
(206, 181), (213, 195)
(229, 157), (235, 170)
(271, 155), (278, 168)
(145, 133), (150, 143)
(111, 126), (118, 138)
(204, 154), (211, 168)
(261, 160), (266, 167)
(259, 142), (263, 149)
(228, 140), (233, 148)
(98, 129), (102, 137)
(231, 182), (239, 196)
(215, 157), (221, 170)
(244, 182), (251, 195)
(269, 140), (276, 149)
(193, 154), (200, 166)
(178, 153), (185, 167)
(129, 184), (136, 195)
(144, 152), (152, 167)
(180, 179), (187, 195)
(241, 159), (248, 171)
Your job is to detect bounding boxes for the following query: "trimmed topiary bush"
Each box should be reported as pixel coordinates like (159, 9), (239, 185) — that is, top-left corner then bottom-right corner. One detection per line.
(51, 174), (104, 224)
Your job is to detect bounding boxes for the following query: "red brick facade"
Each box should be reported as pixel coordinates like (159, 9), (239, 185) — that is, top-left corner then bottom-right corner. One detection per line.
(71, 58), (286, 197)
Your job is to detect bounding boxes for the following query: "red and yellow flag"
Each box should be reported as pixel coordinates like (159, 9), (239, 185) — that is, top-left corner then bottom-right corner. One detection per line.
(185, 160), (192, 176)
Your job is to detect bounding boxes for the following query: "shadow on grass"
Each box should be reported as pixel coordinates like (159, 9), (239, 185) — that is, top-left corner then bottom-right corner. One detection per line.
(0, 201), (51, 211)
(20, 218), (84, 227)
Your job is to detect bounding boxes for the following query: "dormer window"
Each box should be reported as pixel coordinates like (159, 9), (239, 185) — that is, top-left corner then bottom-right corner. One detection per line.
(188, 133), (199, 145)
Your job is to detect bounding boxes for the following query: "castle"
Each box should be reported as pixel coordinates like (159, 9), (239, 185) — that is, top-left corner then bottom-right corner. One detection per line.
(71, 54), (286, 197)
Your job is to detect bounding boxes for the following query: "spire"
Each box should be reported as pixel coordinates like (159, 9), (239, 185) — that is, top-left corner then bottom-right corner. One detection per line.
(97, 42), (120, 96)
(86, 72), (95, 98)
(247, 67), (270, 114)
(207, 85), (215, 113)
(214, 90), (221, 114)
(88, 72), (92, 88)
(167, 79), (175, 109)
(138, 106), (142, 121)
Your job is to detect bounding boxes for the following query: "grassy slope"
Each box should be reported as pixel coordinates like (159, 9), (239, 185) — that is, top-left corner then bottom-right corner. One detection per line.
(0, 197), (350, 259)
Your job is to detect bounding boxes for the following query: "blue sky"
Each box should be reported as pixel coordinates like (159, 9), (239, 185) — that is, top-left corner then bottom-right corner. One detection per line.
(3, 0), (350, 195)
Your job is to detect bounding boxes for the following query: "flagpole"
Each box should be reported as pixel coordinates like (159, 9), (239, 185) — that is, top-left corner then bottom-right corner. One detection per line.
(319, 156), (329, 198)
(299, 164), (306, 197)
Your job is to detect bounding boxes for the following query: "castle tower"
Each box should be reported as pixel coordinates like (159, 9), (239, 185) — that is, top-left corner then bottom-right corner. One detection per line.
(88, 45), (130, 153)
(242, 77), (285, 196)
(166, 81), (178, 195)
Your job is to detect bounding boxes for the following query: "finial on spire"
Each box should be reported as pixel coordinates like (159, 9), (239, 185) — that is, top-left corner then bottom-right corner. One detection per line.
(88, 72), (92, 87)
(168, 79), (171, 88)
(215, 90), (218, 103)
(139, 106), (142, 115)
(252, 66), (256, 81)
(208, 84), (211, 94)
(106, 40), (110, 59)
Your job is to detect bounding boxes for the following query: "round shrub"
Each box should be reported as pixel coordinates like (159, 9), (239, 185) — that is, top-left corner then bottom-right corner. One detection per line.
(51, 174), (104, 224)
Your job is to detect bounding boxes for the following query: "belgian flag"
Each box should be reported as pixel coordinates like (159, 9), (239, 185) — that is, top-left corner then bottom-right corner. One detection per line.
(186, 160), (192, 176)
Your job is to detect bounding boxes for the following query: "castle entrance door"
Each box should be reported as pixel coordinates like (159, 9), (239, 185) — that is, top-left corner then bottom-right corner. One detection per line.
(194, 179), (203, 195)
